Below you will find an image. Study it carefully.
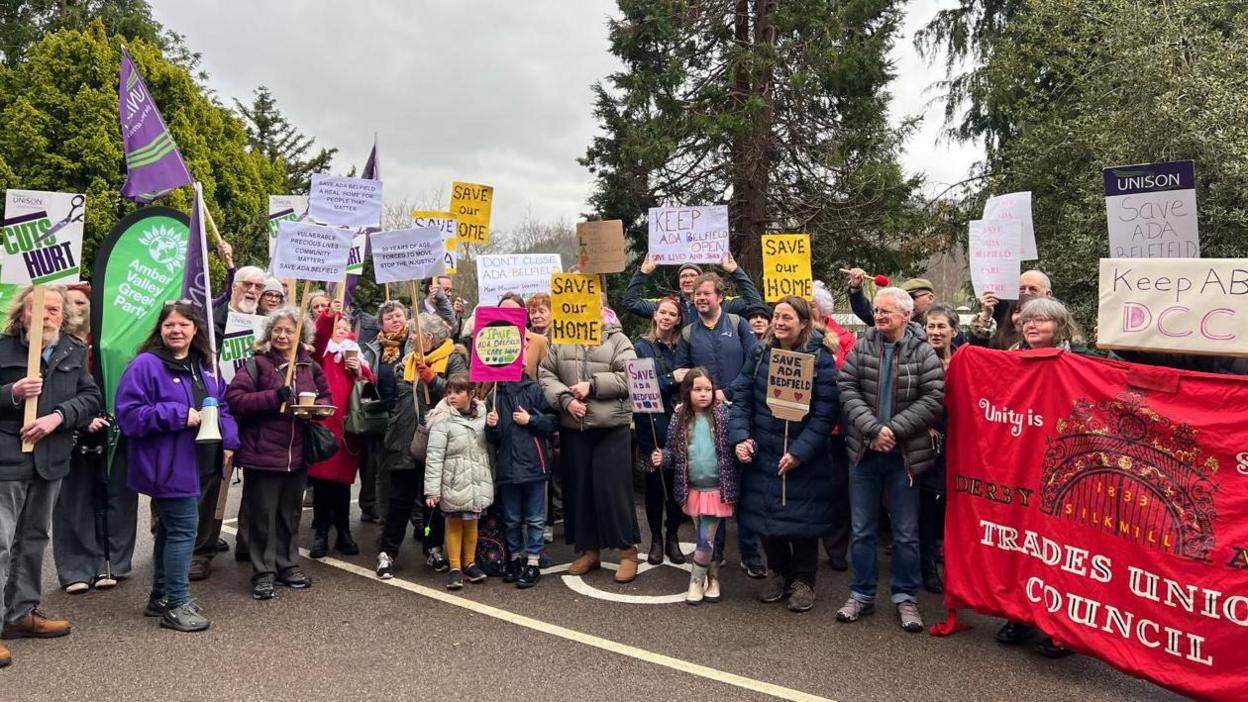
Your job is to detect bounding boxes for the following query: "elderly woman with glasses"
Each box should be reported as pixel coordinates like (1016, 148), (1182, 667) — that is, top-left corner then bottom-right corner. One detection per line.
(226, 306), (331, 601)
(374, 313), (468, 580)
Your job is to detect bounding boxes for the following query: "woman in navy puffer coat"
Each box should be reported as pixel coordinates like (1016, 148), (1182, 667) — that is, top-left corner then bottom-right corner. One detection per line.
(727, 296), (839, 613)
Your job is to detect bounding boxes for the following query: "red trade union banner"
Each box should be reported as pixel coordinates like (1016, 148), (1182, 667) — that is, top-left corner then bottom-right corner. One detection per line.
(944, 346), (1248, 701)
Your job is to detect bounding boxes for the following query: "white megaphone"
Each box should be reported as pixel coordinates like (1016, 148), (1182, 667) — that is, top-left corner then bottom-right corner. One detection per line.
(196, 396), (223, 444)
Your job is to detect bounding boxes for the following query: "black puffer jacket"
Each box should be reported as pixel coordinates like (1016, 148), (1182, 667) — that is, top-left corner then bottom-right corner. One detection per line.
(381, 350), (468, 472)
(837, 326), (944, 476)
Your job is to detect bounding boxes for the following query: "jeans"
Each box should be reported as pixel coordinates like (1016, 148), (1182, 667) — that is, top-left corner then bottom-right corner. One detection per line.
(849, 450), (920, 604)
(151, 496), (199, 607)
(919, 489), (944, 567)
(713, 513), (762, 561)
(500, 482), (546, 558)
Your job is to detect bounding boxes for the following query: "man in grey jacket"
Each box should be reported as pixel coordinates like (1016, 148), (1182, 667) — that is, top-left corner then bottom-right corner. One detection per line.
(0, 286), (102, 666)
(834, 287), (944, 634)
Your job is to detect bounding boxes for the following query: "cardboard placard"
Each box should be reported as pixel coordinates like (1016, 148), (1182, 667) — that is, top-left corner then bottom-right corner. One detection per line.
(647, 205), (729, 265)
(1096, 257), (1248, 356)
(272, 221), (354, 283)
(550, 273), (602, 345)
(761, 234), (812, 302)
(625, 358), (664, 413)
(1103, 160), (1199, 258)
(1, 189), (85, 285)
(968, 219), (1023, 301)
(371, 227), (447, 283)
(982, 191), (1037, 260)
(576, 219), (626, 274)
(411, 209), (458, 274)
(450, 181), (493, 245)
(309, 174), (383, 229)
(766, 348), (814, 421)
(469, 306), (528, 382)
(476, 254), (562, 308)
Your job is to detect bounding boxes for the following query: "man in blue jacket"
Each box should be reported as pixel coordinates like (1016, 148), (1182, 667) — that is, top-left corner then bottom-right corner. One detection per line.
(674, 272), (765, 577)
(624, 253), (763, 327)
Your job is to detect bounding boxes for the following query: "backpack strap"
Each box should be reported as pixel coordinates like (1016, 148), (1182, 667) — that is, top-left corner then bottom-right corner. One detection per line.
(244, 356), (258, 383)
(681, 313), (743, 343)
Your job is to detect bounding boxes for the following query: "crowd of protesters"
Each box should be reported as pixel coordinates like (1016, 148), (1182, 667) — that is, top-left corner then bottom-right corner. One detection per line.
(1, 247), (1183, 671)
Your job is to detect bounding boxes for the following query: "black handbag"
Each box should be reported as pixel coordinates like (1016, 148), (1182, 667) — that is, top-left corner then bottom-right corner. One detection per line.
(304, 422), (339, 464)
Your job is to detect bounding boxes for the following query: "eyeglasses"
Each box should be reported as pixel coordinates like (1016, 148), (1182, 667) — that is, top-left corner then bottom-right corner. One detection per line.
(163, 299), (195, 307)
(239, 281), (265, 290)
(872, 308), (901, 317)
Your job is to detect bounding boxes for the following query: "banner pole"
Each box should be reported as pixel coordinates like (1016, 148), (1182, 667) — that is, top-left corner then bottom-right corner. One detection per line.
(781, 420), (789, 507)
(279, 280), (313, 413)
(21, 285), (46, 453)
(201, 198), (227, 250)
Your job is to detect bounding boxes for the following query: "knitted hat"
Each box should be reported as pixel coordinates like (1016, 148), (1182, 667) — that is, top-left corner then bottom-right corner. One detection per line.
(677, 263), (703, 277)
(744, 303), (771, 321)
(262, 278), (285, 296)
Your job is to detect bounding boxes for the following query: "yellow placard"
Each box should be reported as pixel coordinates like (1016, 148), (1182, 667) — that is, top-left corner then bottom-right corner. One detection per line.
(761, 234), (812, 302)
(549, 273), (602, 345)
(450, 182), (493, 245)
(411, 209), (458, 274)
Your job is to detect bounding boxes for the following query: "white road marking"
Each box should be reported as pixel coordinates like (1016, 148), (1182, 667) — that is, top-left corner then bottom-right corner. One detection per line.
(543, 542), (697, 604)
(220, 524), (835, 702)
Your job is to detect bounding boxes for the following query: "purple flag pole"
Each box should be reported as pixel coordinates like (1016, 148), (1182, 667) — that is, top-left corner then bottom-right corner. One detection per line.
(119, 46), (193, 204)
(183, 183), (217, 357)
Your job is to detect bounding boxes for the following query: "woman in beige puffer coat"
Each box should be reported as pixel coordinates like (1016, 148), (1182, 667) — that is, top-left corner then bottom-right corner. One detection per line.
(538, 308), (641, 583)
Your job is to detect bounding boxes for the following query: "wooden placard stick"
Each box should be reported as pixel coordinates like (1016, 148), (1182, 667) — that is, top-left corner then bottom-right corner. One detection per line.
(385, 283), (391, 302)
(407, 280), (431, 405)
(781, 421), (789, 507)
(213, 452), (234, 520)
(21, 285), (46, 453)
(279, 280), (314, 413)
(648, 414), (667, 503)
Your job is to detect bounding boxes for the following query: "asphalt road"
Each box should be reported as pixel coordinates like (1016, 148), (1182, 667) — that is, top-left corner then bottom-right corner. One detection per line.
(3, 483), (1185, 702)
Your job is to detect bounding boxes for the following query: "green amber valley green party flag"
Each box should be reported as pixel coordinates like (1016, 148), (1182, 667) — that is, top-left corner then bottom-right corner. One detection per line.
(91, 206), (190, 415)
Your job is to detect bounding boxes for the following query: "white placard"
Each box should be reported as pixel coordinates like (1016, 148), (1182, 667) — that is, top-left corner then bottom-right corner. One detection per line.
(267, 195), (307, 263)
(1103, 161), (1199, 259)
(625, 358), (664, 414)
(1097, 258), (1248, 356)
(219, 311), (265, 384)
(1, 190), (85, 285)
(647, 205), (729, 265)
(476, 254), (562, 307)
(982, 192), (1037, 260)
(308, 174), (383, 229)
(371, 228), (447, 284)
(272, 221), (354, 282)
(968, 220), (1022, 301)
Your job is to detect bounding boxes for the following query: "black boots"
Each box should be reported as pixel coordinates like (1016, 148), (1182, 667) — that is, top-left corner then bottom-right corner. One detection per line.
(647, 539), (664, 565)
(310, 530), (329, 559)
(921, 560), (943, 594)
(665, 533), (686, 565)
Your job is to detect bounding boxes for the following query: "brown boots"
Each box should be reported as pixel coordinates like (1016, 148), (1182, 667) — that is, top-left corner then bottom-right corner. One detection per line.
(1, 610), (71, 639)
(568, 550), (601, 575)
(615, 547), (639, 583)
(0, 642), (9, 668)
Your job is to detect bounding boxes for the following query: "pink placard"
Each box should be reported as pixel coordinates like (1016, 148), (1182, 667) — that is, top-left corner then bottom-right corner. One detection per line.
(469, 306), (528, 382)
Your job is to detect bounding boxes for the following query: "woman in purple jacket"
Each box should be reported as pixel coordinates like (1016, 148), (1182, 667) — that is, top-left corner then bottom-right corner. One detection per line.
(226, 307), (330, 600)
(116, 301), (238, 633)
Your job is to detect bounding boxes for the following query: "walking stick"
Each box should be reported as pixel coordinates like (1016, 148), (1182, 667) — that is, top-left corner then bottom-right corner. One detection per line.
(95, 433), (114, 584)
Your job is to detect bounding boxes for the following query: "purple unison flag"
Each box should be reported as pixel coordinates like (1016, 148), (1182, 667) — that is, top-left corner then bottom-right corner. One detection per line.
(119, 46), (193, 203)
(344, 135), (381, 311)
(182, 184), (217, 354)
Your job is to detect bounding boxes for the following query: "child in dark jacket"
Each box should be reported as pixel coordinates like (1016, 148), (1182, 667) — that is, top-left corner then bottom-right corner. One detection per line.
(485, 376), (557, 588)
(653, 368), (737, 606)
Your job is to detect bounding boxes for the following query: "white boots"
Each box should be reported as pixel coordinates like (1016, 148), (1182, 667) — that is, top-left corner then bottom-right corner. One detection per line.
(686, 562), (721, 605)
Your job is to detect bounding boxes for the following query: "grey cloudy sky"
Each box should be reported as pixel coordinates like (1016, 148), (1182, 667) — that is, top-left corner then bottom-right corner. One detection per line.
(150, 0), (982, 234)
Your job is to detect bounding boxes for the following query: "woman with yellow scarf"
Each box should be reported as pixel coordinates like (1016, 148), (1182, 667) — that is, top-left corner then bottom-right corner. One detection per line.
(374, 313), (468, 580)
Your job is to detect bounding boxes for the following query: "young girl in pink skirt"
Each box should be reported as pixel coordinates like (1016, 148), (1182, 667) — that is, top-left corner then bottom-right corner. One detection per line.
(651, 368), (739, 605)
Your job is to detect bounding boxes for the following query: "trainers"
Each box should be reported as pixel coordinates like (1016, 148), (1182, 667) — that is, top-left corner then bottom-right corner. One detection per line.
(161, 600), (210, 633)
(376, 553), (395, 580)
(517, 564), (541, 589)
(425, 547), (450, 573)
(92, 574), (118, 590)
(188, 558), (211, 582)
(463, 563), (487, 583)
(252, 575), (276, 600)
(543, 525), (554, 543)
(786, 581), (815, 613)
(897, 601), (924, 632)
(143, 596), (170, 618)
(759, 573), (790, 604)
(836, 597), (875, 623)
(740, 555), (767, 579)
(277, 568), (312, 589)
(503, 559), (523, 584)
(64, 582), (90, 595)
(446, 569), (464, 590)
